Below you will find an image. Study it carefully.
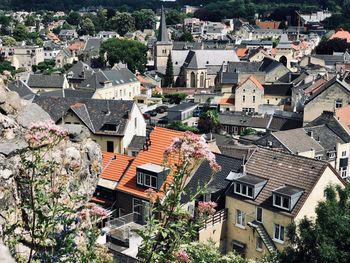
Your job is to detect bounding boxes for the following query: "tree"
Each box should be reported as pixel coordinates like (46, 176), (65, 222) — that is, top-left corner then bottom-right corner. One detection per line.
(100, 38), (147, 73)
(178, 31), (194, 42)
(24, 15), (36, 26)
(167, 121), (199, 133)
(106, 8), (116, 20)
(107, 12), (135, 36)
(66, 11), (81, 26)
(137, 132), (222, 262)
(35, 37), (44, 47)
(315, 38), (350, 54)
(164, 53), (174, 87)
(42, 13), (54, 27)
(166, 9), (187, 25)
(13, 23), (29, 41)
(132, 9), (156, 31)
(2, 120), (114, 263)
(163, 93), (187, 104)
(2, 36), (16, 46)
(79, 18), (95, 36)
(198, 110), (220, 134)
(280, 183), (350, 263)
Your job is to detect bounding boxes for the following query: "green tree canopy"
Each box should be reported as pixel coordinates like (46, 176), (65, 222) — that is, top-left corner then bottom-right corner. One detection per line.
(2, 36), (16, 46)
(66, 11), (81, 26)
(198, 110), (220, 133)
(132, 9), (156, 31)
(164, 53), (174, 87)
(79, 18), (95, 36)
(24, 15), (36, 26)
(163, 93), (187, 104)
(166, 120), (199, 133)
(100, 38), (147, 73)
(13, 23), (29, 41)
(107, 12), (135, 36)
(280, 183), (350, 263)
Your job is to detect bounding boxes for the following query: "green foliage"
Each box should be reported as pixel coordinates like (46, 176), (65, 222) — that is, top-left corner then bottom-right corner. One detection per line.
(13, 23), (29, 41)
(163, 93), (187, 104)
(198, 110), (220, 133)
(2, 36), (16, 46)
(166, 9), (187, 25)
(79, 18), (95, 36)
(315, 38), (350, 54)
(167, 120), (199, 133)
(164, 53), (174, 87)
(32, 59), (64, 74)
(184, 241), (247, 263)
(66, 11), (81, 26)
(0, 60), (15, 75)
(280, 184), (350, 263)
(242, 127), (257, 136)
(25, 15), (36, 26)
(107, 12), (135, 36)
(35, 37), (44, 47)
(132, 9), (156, 31)
(178, 30), (194, 42)
(100, 38), (147, 73)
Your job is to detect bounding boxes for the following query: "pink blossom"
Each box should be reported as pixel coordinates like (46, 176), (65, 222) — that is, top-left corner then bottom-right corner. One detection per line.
(164, 131), (221, 171)
(174, 250), (191, 263)
(198, 201), (218, 216)
(90, 206), (108, 217)
(145, 188), (157, 203)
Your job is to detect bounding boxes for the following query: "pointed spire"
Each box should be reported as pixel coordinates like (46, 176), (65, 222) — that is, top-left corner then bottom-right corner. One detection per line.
(158, 6), (170, 42)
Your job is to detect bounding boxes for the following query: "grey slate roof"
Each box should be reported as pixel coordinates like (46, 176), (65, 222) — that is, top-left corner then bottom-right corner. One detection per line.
(66, 61), (94, 80)
(39, 89), (95, 99)
(7, 80), (35, 99)
(172, 41), (202, 50)
(168, 102), (198, 112)
(181, 153), (243, 203)
(27, 74), (66, 89)
(271, 128), (324, 153)
(79, 68), (138, 90)
(263, 83), (292, 96)
(33, 96), (134, 135)
(128, 135), (146, 151)
(183, 50), (239, 69)
(227, 61), (261, 72)
(84, 38), (103, 53)
(157, 6), (170, 43)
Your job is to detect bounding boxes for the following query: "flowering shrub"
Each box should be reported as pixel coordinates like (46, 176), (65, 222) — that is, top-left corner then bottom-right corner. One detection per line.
(3, 121), (113, 263)
(138, 132), (223, 262)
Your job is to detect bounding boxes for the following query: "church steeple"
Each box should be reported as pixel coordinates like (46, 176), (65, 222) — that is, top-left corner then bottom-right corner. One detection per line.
(158, 6), (169, 43)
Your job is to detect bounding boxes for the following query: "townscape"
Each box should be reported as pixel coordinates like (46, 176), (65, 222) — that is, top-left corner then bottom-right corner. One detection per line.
(0, 1), (350, 262)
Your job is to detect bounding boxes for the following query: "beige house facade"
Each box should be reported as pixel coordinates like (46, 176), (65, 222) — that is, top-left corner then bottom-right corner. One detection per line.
(235, 75), (264, 113)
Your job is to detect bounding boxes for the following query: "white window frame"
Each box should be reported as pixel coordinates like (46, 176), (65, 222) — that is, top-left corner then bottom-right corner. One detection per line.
(133, 198), (142, 215)
(273, 224), (285, 243)
(144, 174), (157, 189)
(342, 151), (347, 157)
(256, 207), (263, 223)
(273, 194), (290, 211)
(234, 182), (254, 198)
(335, 100), (343, 108)
(235, 209), (246, 228)
(256, 236), (263, 251)
(137, 172), (144, 185)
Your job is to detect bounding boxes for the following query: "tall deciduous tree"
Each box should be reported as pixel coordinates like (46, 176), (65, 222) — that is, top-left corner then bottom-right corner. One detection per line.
(13, 23), (29, 41)
(198, 110), (220, 134)
(164, 53), (174, 87)
(132, 9), (155, 31)
(107, 12), (135, 36)
(100, 38), (147, 73)
(280, 183), (350, 263)
(66, 11), (81, 26)
(79, 18), (95, 36)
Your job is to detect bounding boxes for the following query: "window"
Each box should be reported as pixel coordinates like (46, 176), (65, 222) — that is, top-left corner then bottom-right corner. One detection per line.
(342, 151), (347, 157)
(256, 236), (263, 251)
(234, 183), (254, 198)
(335, 100), (343, 108)
(253, 89), (255, 93)
(256, 207), (263, 223)
(253, 96), (256, 103)
(144, 174), (157, 189)
(274, 224), (284, 242)
(242, 95), (245, 102)
(328, 152), (336, 159)
(133, 198), (142, 215)
(134, 117), (137, 129)
(137, 172), (144, 184)
(267, 99), (270, 104)
(236, 209), (246, 227)
(107, 141), (114, 153)
(131, 151), (138, 157)
(273, 194), (290, 210)
(243, 89), (245, 93)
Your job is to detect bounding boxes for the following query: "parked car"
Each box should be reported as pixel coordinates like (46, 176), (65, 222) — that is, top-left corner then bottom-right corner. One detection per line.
(146, 110), (157, 117)
(143, 113), (151, 119)
(156, 105), (169, 113)
(157, 118), (169, 125)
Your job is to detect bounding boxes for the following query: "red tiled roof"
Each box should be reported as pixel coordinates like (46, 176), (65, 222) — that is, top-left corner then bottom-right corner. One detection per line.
(236, 48), (248, 58)
(255, 20), (280, 30)
(68, 41), (85, 51)
(330, 29), (350, 43)
(219, 98), (235, 105)
(101, 152), (134, 182)
(117, 127), (184, 200)
(336, 105), (350, 132)
(237, 75), (264, 91)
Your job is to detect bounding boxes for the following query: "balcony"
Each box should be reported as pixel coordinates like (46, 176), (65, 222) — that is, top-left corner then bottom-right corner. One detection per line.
(199, 208), (228, 231)
(104, 213), (145, 259)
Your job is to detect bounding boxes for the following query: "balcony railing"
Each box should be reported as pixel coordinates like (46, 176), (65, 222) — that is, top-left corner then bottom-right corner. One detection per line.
(199, 208), (228, 231)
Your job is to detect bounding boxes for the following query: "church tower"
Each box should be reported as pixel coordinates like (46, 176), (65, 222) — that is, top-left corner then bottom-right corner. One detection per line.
(155, 6), (173, 69)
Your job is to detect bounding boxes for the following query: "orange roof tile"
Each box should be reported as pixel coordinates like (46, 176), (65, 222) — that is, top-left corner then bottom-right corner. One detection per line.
(336, 105), (350, 132)
(237, 75), (264, 91)
(236, 47), (248, 58)
(117, 127), (184, 200)
(255, 20), (280, 30)
(219, 98), (235, 105)
(101, 152), (134, 182)
(330, 29), (350, 43)
(68, 41), (85, 51)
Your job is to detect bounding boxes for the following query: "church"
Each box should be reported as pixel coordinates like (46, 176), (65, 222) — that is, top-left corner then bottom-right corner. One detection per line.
(154, 7), (240, 88)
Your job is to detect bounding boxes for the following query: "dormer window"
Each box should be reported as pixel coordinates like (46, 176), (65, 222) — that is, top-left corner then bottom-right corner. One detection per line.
(232, 174), (267, 199)
(136, 163), (169, 191)
(272, 185), (304, 211)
